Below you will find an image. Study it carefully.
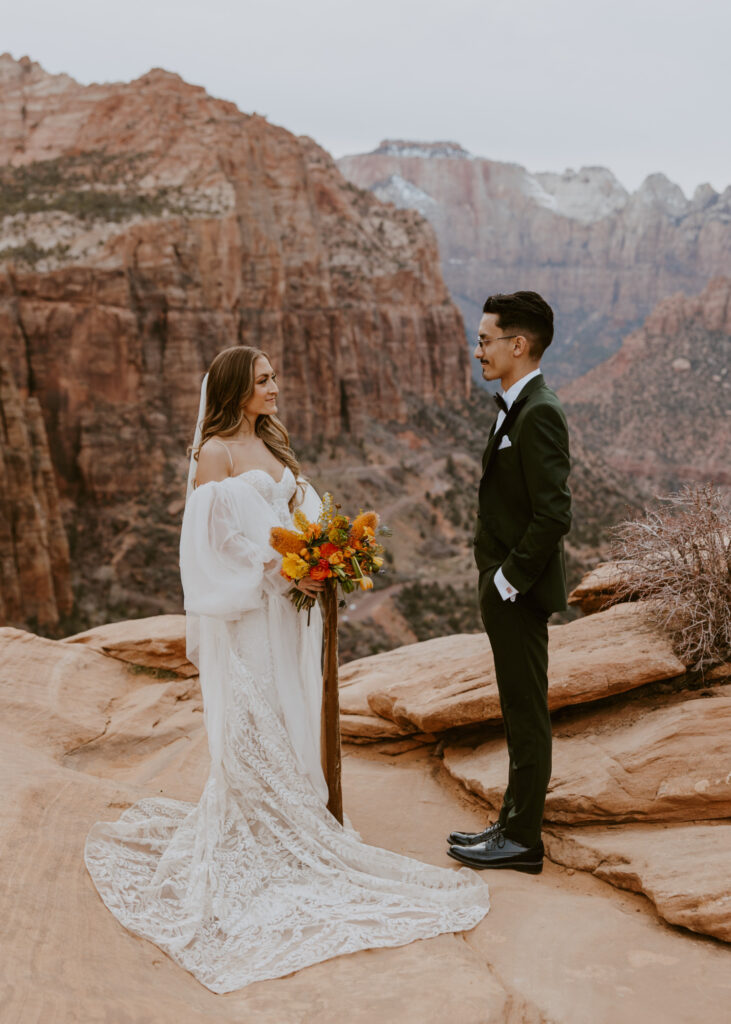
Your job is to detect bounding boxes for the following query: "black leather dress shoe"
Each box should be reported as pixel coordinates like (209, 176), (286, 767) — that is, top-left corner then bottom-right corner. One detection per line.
(447, 822), (503, 847)
(447, 832), (544, 874)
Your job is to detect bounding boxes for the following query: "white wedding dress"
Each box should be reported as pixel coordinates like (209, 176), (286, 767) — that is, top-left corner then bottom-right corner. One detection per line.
(84, 466), (490, 993)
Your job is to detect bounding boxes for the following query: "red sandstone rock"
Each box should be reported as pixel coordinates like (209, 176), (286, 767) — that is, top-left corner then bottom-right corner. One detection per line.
(443, 691), (731, 824)
(340, 714), (413, 741)
(567, 561), (625, 614)
(0, 359), (71, 628)
(338, 602), (685, 736)
(560, 277), (731, 490)
(544, 822), (731, 943)
(0, 56), (468, 477)
(0, 56), (471, 630)
(63, 614), (196, 677)
(0, 626), (141, 753)
(2, 616), (730, 1018)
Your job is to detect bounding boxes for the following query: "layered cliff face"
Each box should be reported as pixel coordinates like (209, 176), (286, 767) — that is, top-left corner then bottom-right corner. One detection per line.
(0, 358), (72, 627)
(0, 56), (468, 628)
(560, 277), (731, 491)
(0, 57), (468, 488)
(337, 141), (731, 384)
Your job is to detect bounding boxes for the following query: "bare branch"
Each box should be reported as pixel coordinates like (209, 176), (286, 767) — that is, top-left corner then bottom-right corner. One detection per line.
(609, 484), (731, 668)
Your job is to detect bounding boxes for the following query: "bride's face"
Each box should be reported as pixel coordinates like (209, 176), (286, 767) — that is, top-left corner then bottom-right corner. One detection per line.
(243, 356), (279, 419)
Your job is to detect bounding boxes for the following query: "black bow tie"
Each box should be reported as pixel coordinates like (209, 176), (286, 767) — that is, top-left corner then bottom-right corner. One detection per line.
(493, 393), (508, 414)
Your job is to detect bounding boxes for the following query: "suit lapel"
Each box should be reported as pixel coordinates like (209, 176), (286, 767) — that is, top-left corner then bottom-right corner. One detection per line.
(481, 421), (497, 472)
(481, 424), (499, 473)
(480, 375), (546, 482)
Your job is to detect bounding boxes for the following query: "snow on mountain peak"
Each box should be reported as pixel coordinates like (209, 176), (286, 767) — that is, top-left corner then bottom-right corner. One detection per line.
(369, 174), (437, 214)
(530, 166), (629, 222)
(373, 140), (472, 160)
(635, 173), (689, 216)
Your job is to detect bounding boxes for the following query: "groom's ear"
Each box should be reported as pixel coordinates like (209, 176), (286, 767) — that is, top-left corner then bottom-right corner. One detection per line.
(512, 334), (530, 358)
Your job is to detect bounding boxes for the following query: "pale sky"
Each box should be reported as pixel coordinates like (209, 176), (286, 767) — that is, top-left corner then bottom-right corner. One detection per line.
(4, 0), (730, 196)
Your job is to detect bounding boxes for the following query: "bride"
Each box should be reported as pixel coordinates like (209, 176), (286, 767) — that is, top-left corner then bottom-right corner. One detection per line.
(84, 345), (490, 993)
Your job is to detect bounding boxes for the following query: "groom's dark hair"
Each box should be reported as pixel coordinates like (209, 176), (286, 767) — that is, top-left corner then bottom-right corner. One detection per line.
(482, 291), (554, 359)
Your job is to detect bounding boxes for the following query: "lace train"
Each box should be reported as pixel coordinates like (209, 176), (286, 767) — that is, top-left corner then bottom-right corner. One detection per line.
(84, 471), (489, 993)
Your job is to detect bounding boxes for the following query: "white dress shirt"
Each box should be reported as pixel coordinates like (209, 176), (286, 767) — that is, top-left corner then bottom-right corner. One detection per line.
(493, 369), (543, 602)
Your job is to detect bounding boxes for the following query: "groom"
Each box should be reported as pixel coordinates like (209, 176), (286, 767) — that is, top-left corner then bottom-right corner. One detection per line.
(447, 291), (571, 875)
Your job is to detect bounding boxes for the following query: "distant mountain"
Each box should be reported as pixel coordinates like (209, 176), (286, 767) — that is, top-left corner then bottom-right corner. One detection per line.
(560, 277), (731, 491)
(338, 140), (731, 385)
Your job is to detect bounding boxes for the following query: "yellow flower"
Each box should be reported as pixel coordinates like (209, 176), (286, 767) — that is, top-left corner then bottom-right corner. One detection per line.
(293, 509), (310, 532)
(281, 553), (310, 580)
(372, 556), (384, 568)
(271, 527), (306, 555)
(359, 576), (374, 591)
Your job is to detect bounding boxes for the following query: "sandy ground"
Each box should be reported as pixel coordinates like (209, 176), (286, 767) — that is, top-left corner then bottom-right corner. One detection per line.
(3, 692), (730, 1023)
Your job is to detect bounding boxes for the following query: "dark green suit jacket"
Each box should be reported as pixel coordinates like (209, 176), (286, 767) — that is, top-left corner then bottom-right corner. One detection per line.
(474, 374), (572, 614)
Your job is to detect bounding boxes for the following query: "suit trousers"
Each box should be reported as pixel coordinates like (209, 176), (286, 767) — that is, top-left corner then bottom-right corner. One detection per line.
(478, 568), (552, 847)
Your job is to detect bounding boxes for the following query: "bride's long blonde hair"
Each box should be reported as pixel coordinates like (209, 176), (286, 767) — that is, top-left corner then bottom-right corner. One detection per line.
(192, 346), (303, 510)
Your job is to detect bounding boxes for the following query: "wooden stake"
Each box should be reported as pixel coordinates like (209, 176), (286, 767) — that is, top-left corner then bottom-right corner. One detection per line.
(321, 582), (343, 824)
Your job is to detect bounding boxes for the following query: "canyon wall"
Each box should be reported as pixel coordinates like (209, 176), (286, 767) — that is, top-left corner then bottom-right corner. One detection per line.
(0, 56), (468, 628)
(560, 276), (731, 491)
(338, 141), (731, 383)
(0, 57), (469, 492)
(3, 60), (724, 636)
(0, 358), (72, 628)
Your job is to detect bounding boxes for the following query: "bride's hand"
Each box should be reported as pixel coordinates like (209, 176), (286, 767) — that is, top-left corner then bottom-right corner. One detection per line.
(294, 577), (325, 597)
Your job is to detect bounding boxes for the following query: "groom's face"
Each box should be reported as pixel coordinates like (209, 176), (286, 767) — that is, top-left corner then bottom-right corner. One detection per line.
(474, 313), (515, 382)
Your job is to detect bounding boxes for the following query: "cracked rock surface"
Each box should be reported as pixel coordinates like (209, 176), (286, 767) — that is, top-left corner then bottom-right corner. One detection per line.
(63, 614), (196, 677)
(443, 692), (731, 826)
(2, 620), (730, 1022)
(544, 822), (731, 943)
(340, 602), (685, 736)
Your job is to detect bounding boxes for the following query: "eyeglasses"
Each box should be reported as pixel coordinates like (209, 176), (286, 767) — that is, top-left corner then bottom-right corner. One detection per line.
(476, 335), (518, 344)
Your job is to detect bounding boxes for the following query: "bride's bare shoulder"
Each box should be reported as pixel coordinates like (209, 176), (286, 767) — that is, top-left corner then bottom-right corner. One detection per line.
(195, 438), (232, 487)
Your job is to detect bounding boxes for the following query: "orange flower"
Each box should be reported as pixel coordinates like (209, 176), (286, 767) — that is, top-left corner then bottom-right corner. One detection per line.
(309, 558), (332, 581)
(270, 527), (305, 555)
(350, 511), (378, 543)
(320, 541), (339, 558)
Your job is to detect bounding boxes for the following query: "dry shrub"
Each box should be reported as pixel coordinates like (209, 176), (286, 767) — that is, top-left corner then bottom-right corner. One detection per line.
(610, 485), (730, 668)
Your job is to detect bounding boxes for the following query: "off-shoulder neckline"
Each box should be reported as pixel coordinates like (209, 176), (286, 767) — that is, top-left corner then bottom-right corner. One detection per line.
(193, 465), (293, 491)
(235, 465), (292, 486)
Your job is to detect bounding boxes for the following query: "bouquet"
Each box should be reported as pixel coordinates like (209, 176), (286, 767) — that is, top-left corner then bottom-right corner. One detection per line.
(270, 493), (387, 616)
